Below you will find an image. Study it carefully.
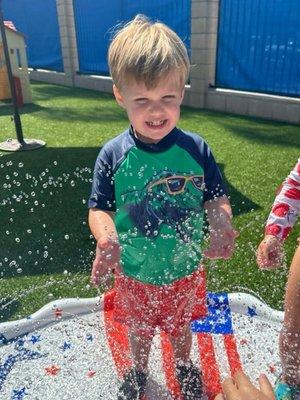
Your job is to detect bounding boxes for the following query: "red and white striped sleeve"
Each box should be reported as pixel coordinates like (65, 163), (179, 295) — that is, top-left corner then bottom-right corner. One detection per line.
(265, 159), (300, 241)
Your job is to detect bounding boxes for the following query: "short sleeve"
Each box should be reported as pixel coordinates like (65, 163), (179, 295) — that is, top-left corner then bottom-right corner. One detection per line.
(202, 142), (227, 202)
(88, 147), (116, 211)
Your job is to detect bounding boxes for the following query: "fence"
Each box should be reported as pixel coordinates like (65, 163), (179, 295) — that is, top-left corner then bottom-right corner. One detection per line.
(2, 0), (300, 124)
(2, 0), (63, 72)
(73, 0), (190, 76)
(216, 0), (300, 97)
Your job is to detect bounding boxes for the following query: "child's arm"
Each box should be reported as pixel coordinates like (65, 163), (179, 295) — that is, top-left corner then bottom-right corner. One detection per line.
(257, 159), (300, 269)
(89, 208), (120, 287)
(204, 196), (238, 259)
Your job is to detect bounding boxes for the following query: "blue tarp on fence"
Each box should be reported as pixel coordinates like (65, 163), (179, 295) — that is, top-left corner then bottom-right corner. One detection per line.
(73, 0), (191, 75)
(2, 0), (63, 72)
(216, 0), (300, 97)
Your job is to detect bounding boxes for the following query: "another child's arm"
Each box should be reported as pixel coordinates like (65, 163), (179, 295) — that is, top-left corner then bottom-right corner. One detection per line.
(215, 370), (274, 400)
(89, 208), (120, 288)
(257, 160), (300, 269)
(204, 196), (238, 259)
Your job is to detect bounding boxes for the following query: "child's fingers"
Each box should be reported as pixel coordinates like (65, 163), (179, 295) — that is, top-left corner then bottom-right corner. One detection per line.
(215, 393), (225, 400)
(256, 244), (270, 268)
(91, 265), (101, 285)
(230, 230), (239, 239)
(233, 370), (254, 388)
(91, 274), (100, 287)
(222, 377), (239, 399)
(258, 374), (275, 400)
(203, 248), (217, 258)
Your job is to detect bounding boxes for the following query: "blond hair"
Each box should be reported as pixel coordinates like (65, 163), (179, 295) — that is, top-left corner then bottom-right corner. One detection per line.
(108, 14), (190, 89)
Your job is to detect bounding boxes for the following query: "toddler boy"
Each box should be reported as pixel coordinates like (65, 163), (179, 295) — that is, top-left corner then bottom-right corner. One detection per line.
(88, 15), (237, 400)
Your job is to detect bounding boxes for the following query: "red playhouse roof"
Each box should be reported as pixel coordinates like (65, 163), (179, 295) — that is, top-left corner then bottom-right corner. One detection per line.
(3, 21), (24, 37)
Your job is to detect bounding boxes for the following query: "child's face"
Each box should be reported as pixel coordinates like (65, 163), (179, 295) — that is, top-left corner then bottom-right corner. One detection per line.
(113, 72), (184, 143)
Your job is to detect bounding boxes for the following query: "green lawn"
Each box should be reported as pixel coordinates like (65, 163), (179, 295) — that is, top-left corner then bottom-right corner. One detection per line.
(0, 81), (299, 322)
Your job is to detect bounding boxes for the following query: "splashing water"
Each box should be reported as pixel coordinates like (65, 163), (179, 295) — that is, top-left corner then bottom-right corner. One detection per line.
(0, 156), (290, 399)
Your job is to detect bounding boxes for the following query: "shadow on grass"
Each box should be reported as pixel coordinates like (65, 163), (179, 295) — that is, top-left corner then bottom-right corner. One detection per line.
(0, 298), (20, 322)
(0, 147), (99, 280)
(0, 97), (127, 124)
(0, 147), (258, 281)
(0, 103), (45, 116)
(218, 163), (260, 215)
(224, 123), (300, 148)
(31, 81), (114, 102)
(181, 107), (300, 149)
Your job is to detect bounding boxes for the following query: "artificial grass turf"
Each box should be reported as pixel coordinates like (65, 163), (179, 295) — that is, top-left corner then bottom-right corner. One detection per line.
(0, 81), (299, 322)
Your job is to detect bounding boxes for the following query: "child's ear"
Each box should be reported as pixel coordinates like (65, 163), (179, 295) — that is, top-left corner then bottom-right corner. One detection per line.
(113, 84), (126, 108)
(180, 87), (185, 102)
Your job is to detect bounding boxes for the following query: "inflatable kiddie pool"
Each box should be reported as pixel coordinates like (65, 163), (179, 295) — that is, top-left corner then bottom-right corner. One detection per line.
(0, 286), (283, 400)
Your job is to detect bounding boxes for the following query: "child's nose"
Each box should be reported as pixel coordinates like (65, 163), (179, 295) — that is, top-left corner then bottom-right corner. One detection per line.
(149, 101), (164, 114)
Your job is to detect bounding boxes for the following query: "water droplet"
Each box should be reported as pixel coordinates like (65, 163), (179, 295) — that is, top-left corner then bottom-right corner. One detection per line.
(9, 260), (17, 267)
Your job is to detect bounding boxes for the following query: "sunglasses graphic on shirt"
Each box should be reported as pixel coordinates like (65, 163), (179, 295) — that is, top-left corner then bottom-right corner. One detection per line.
(147, 175), (205, 195)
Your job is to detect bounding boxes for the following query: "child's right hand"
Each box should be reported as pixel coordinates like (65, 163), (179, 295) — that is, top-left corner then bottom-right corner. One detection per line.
(256, 235), (283, 269)
(90, 238), (120, 289)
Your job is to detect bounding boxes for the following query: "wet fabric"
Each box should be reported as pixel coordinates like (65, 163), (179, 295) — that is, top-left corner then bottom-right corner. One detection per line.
(113, 267), (206, 338)
(89, 127), (226, 285)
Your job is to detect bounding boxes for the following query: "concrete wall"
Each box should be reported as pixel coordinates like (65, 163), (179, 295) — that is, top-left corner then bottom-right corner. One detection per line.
(29, 0), (300, 125)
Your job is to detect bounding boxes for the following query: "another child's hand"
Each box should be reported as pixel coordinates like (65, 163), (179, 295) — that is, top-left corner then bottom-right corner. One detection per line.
(215, 370), (275, 400)
(256, 235), (283, 269)
(204, 223), (238, 259)
(90, 239), (120, 289)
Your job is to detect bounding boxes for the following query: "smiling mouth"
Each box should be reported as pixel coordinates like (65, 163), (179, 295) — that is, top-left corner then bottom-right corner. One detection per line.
(146, 120), (167, 128)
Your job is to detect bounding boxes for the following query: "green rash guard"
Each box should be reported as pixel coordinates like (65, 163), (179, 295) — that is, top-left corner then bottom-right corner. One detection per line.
(88, 127), (227, 285)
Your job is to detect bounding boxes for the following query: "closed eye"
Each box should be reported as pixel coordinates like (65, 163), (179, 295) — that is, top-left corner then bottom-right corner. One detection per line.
(162, 95), (176, 102)
(135, 98), (148, 104)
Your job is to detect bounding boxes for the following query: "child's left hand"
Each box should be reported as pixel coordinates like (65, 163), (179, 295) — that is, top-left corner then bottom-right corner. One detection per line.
(204, 223), (238, 259)
(204, 196), (238, 259)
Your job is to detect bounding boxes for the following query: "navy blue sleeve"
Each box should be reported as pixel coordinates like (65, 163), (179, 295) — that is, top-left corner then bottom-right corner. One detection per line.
(202, 141), (227, 202)
(177, 131), (227, 202)
(88, 146), (116, 211)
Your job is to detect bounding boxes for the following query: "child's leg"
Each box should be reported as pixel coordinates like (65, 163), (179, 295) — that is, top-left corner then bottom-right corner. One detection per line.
(170, 326), (192, 364)
(280, 244), (300, 386)
(117, 330), (152, 399)
(129, 329), (153, 373)
(170, 326), (202, 400)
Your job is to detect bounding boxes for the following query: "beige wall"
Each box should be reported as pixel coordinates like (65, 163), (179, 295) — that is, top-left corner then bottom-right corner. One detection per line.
(29, 0), (300, 124)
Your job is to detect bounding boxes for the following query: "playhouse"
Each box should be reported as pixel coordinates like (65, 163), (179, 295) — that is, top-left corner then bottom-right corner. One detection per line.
(0, 21), (32, 104)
